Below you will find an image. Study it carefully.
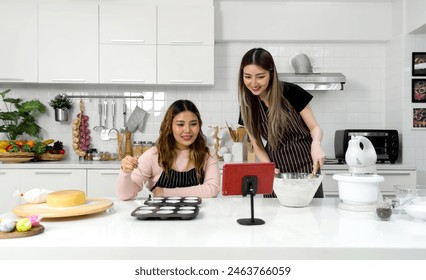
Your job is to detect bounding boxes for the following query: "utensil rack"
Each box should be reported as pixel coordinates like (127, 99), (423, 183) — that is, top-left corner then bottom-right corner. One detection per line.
(65, 94), (144, 100)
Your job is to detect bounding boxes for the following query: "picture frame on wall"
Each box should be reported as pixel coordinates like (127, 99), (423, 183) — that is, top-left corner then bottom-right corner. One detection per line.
(412, 79), (426, 103)
(412, 52), (426, 76)
(413, 108), (426, 129)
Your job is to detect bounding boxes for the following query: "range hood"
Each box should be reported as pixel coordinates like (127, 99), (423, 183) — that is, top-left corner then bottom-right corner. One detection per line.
(278, 53), (346, 91)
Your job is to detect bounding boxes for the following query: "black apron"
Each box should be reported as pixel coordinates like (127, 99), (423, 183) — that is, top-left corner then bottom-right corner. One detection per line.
(151, 168), (203, 190)
(258, 99), (324, 198)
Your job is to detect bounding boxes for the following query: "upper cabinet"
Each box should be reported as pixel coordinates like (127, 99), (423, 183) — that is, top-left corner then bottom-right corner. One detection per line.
(157, 5), (214, 85)
(0, 0), (38, 83)
(0, 0), (214, 85)
(38, 0), (99, 83)
(99, 2), (156, 84)
(406, 0), (426, 34)
(157, 6), (214, 45)
(100, 1), (156, 45)
(215, 1), (391, 42)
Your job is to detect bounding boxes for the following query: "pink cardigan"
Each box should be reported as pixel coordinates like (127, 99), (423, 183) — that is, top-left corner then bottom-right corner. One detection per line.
(116, 146), (220, 200)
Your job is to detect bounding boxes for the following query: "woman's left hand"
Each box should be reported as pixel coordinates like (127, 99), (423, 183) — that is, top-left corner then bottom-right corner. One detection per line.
(311, 140), (325, 170)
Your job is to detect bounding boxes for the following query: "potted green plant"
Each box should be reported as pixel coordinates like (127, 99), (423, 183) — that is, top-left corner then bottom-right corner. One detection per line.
(0, 89), (47, 140)
(48, 93), (72, 122)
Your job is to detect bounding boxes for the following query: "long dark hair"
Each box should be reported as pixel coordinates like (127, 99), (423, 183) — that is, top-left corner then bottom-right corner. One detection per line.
(156, 100), (209, 181)
(238, 48), (292, 150)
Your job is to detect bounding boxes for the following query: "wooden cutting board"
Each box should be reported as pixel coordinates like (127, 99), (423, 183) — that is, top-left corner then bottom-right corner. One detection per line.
(13, 198), (113, 218)
(0, 225), (44, 239)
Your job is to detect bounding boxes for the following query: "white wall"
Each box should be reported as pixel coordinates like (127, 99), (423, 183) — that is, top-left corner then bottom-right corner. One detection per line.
(0, 41), (386, 161)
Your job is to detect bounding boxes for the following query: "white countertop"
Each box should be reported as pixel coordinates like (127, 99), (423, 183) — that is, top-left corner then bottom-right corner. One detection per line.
(2, 197), (426, 260)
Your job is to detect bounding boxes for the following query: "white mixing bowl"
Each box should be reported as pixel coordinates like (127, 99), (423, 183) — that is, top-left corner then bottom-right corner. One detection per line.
(333, 173), (384, 204)
(273, 173), (323, 207)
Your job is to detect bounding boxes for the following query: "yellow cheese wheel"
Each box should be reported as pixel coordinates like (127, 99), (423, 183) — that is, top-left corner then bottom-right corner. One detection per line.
(46, 190), (86, 208)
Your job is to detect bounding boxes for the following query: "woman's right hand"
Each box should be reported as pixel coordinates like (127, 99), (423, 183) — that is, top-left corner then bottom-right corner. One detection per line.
(121, 156), (138, 173)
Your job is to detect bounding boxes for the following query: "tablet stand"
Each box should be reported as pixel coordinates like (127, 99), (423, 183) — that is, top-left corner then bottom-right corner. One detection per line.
(237, 175), (265, 226)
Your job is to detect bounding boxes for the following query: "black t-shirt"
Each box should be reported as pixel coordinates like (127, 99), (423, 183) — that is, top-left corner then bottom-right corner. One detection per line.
(238, 82), (313, 125)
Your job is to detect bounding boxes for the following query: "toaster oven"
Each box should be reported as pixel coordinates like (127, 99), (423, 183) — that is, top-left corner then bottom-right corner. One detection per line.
(334, 129), (399, 164)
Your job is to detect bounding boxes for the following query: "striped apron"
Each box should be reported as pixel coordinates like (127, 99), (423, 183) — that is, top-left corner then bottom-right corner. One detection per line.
(152, 168), (203, 190)
(258, 99), (324, 198)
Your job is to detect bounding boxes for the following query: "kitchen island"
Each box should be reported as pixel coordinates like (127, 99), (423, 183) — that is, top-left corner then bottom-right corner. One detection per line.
(1, 197), (426, 260)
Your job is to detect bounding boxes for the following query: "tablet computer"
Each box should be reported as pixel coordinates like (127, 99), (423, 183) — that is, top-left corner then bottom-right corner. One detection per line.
(221, 162), (275, 196)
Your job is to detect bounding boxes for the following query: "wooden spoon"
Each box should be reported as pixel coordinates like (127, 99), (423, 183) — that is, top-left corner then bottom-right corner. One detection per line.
(225, 121), (237, 141)
(311, 162), (319, 178)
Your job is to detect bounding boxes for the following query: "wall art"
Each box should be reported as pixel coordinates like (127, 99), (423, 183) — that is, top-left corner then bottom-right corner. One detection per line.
(412, 52), (426, 76)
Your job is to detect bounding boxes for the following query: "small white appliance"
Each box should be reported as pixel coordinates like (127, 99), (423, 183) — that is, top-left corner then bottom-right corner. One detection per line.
(333, 136), (384, 211)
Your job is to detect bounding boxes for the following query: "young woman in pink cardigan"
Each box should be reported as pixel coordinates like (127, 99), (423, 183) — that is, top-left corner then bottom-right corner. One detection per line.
(116, 100), (220, 200)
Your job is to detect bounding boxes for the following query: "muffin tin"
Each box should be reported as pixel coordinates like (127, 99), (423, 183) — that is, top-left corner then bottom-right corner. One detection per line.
(131, 196), (201, 220)
(143, 196), (202, 207)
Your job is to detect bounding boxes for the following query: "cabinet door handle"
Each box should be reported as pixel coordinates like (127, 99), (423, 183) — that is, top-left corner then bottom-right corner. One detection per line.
(168, 41), (203, 44)
(34, 171), (73, 175)
(110, 39), (145, 44)
(377, 172), (412, 176)
(51, 79), (86, 82)
(0, 172), (6, 175)
(169, 80), (203, 84)
(0, 78), (25, 81)
(111, 79), (145, 83)
(99, 171), (120, 175)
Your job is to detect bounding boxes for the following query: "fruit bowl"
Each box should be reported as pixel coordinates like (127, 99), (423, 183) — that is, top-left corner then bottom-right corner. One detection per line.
(0, 151), (35, 158)
(273, 173), (323, 207)
(37, 153), (65, 161)
(0, 152), (35, 163)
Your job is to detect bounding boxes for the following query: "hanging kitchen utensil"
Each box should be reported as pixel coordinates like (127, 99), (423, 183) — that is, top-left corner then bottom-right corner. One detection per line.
(108, 99), (119, 139)
(120, 100), (127, 134)
(127, 106), (147, 133)
(100, 99), (110, 141)
(137, 108), (148, 132)
(93, 99), (104, 132)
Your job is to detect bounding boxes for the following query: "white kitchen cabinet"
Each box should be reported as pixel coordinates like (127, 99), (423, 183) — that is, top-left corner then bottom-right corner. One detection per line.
(38, 0), (98, 83)
(100, 44), (156, 84)
(99, 1), (156, 45)
(157, 5), (214, 85)
(157, 45), (214, 85)
(87, 169), (119, 198)
(20, 169), (86, 197)
(157, 6), (214, 45)
(322, 166), (417, 197)
(99, 1), (156, 84)
(0, 170), (21, 213)
(0, 0), (37, 83)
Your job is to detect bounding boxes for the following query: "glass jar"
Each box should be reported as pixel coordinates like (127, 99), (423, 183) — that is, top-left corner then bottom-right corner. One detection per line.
(133, 141), (143, 159)
(142, 141), (154, 153)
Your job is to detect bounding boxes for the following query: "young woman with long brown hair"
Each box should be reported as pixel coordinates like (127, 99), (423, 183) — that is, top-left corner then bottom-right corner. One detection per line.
(238, 48), (325, 198)
(117, 99), (220, 199)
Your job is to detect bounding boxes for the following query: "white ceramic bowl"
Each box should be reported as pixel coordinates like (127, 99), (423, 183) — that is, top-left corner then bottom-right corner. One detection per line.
(273, 173), (323, 207)
(333, 173), (384, 204)
(405, 203), (426, 221)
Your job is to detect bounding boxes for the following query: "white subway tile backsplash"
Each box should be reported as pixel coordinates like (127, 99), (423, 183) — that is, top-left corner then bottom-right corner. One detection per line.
(0, 41), (390, 160)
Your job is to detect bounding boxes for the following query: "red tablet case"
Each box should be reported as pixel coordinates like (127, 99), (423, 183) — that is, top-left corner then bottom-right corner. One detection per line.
(221, 162), (275, 196)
